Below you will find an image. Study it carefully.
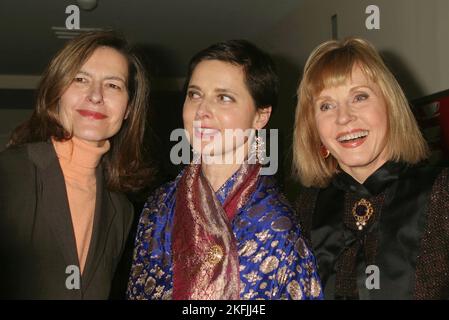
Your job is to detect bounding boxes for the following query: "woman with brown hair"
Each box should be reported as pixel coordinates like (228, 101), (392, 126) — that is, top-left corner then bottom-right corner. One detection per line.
(0, 31), (152, 299)
(293, 37), (449, 299)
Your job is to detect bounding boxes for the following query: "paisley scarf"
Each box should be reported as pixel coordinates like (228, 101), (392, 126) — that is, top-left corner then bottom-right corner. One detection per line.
(172, 163), (261, 300)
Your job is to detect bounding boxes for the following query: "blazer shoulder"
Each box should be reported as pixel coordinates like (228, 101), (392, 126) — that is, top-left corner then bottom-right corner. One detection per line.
(0, 141), (56, 171)
(0, 144), (30, 165)
(0, 145), (36, 182)
(0, 145), (39, 227)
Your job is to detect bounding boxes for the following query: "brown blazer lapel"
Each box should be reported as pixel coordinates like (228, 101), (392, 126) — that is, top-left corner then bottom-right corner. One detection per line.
(81, 166), (117, 290)
(28, 141), (119, 294)
(28, 142), (79, 268)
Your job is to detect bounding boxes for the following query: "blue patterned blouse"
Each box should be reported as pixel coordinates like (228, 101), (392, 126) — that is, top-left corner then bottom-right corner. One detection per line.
(127, 168), (323, 300)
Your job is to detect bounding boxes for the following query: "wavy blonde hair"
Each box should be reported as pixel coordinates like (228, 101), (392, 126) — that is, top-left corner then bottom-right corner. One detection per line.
(292, 37), (429, 188)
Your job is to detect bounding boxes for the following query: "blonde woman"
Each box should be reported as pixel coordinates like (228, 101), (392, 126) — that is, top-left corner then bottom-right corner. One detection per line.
(293, 37), (449, 299)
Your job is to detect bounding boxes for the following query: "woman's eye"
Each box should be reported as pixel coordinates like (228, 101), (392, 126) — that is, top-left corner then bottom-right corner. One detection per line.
(107, 83), (121, 90)
(320, 102), (334, 111)
(188, 91), (201, 99)
(74, 77), (87, 83)
(219, 94), (234, 103)
(354, 93), (369, 102)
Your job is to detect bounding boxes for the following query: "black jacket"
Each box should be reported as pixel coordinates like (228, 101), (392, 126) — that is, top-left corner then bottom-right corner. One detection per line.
(0, 141), (133, 299)
(296, 161), (449, 299)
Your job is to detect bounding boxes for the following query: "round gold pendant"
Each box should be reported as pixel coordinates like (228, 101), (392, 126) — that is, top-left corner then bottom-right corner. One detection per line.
(351, 198), (374, 231)
(206, 244), (224, 265)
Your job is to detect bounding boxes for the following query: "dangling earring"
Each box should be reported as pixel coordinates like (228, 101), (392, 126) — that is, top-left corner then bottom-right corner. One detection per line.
(250, 130), (265, 164)
(320, 144), (330, 159)
(192, 147), (201, 164)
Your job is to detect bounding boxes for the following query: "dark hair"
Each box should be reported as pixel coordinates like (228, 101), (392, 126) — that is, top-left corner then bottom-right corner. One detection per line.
(8, 31), (153, 193)
(184, 39), (279, 110)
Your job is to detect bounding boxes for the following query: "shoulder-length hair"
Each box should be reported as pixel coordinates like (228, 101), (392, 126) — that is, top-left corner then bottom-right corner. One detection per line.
(293, 37), (429, 188)
(8, 31), (153, 193)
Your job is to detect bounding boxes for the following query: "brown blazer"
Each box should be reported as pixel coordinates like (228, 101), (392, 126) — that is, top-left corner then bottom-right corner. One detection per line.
(0, 141), (134, 299)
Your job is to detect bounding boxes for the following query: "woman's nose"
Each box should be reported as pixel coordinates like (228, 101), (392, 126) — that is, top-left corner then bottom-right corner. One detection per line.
(87, 83), (104, 104)
(336, 104), (355, 125)
(195, 99), (212, 119)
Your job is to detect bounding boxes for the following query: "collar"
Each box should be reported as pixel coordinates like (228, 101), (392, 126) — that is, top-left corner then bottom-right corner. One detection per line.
(52, 136), (110, 169)
(332, 161), (408, 197)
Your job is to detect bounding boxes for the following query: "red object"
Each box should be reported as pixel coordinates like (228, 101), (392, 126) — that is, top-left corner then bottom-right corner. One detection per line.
(172, 163), (260, 300)
(76, 109), (108, 119)
(320, 145), (330, 158)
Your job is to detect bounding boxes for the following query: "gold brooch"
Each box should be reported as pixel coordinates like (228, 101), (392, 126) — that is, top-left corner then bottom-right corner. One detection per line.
(206, 244), (224, 265)
(352, 198), (374, 231)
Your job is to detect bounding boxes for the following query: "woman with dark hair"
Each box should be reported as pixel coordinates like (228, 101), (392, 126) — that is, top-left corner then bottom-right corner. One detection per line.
(127, 40), (322, 300)
(0, 31), (152, 299)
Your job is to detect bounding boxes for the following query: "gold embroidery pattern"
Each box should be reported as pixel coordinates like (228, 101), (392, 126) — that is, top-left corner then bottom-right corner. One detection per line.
(144, 276), (156, 295)
(243, 289), (258, 299)
(255, 229), (273, 243)
(276, 266), (289, 284)
(243, 271), (263, 284)
(294, 237), (310, 259)
(271, 216), (293, 232)
(310, 278), (322, 298)
(259, 256), (279, 274)
(238, 240), (258, 257)
(251, 247), (269, 263)
(287, 280), (304, 300)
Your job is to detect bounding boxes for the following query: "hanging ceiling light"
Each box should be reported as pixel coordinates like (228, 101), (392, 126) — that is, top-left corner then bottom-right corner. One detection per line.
(76, 0), (98, 11)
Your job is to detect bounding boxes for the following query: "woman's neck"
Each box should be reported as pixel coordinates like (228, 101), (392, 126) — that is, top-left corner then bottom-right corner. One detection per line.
(201, 162), (242, 192)
(340, 157), (388, 184)
(52, 136), (110, 170)
(201, 140), (253, 191)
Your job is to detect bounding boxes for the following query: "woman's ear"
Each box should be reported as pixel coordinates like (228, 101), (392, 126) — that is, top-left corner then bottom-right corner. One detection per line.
(253, 106), (272, 130)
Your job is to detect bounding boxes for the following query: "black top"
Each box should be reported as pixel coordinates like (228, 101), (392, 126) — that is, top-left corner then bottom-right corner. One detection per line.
(297, 161), (449, 299)
(0, 141), (134, 299)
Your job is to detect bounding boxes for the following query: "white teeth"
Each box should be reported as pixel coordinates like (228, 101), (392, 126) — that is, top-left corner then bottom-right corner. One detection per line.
(337, 130), (369, 142)
(196, 128), (219, 135)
